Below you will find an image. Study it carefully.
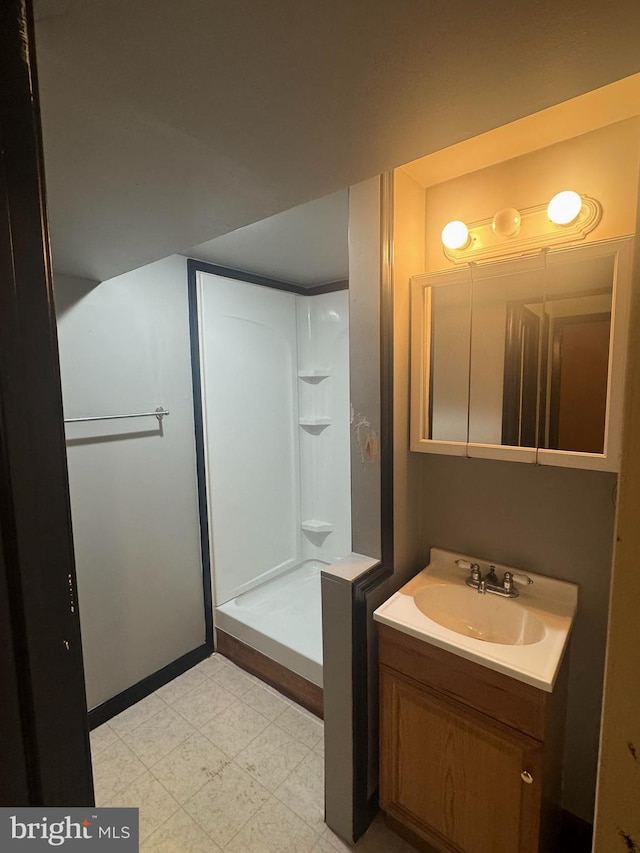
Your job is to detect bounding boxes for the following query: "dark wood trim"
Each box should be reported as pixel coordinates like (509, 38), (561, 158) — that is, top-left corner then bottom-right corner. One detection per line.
(0, 0), (93, 805)
(187, 258), (305, 295)
(503, 300), (524, 445)
(502, 300), (542, 447)
(0, 526), (30, 804)
(216, 629), (323, 718)
(384, 813), (440, 853)
(352, 562), (391, 839)
(350, 172), (396, 841)
(557, 810), (593, 852)
(549, 321), (562, 451)
(187, 260), (215, 650)
(380, 171), (395, 573)
(186, 259), (348, 296)
(548, 311), (611, 452)
(89, 644), (210, 729)
(305, 279), (349, 295)
(384, 807), (593, 853)
(538, 310), (550, 448)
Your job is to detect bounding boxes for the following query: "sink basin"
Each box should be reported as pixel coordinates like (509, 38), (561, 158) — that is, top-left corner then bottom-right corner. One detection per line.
(373, 547), (578, 691)
(413, 585), (546, 645)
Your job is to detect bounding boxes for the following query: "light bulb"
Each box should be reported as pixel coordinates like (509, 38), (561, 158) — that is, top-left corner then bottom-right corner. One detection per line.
(547, 191), (582, 225)
(492, 207), (521, 238)
(441, 220), (469, 250)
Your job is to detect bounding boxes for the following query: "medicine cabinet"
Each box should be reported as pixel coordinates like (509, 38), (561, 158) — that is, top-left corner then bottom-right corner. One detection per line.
(410, 237), (633, 471)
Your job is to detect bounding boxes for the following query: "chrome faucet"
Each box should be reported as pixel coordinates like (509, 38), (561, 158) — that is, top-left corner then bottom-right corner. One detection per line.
(462, 562), (531, 599)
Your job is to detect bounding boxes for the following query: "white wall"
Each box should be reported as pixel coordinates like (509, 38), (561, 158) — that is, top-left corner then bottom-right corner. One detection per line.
(55, 255), (204, 711)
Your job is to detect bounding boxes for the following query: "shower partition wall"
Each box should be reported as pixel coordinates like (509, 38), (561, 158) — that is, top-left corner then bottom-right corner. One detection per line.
(195, 270), (351, 686)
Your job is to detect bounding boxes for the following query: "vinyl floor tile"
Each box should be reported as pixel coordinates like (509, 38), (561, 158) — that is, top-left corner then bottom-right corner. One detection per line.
(183, 761), (270, 848)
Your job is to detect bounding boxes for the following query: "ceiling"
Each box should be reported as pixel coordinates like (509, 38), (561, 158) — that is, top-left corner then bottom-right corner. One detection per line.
(33, 0), (640, 282)
(186, 190), (348, 287)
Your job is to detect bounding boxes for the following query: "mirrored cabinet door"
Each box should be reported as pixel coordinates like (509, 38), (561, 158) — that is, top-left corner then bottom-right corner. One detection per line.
(430, 277), (472, 443)
(410, 237), (633, 471)
(539, 252), (614, 454)
(536, 240), (631, 470)
(467, 256), (546, 463)
(410, 267), (472, 454)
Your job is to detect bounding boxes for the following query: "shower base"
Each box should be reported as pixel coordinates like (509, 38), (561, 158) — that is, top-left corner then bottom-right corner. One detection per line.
(214, 559), (326, 687)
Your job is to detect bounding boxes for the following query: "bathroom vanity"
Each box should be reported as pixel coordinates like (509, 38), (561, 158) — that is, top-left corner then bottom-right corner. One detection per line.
(374, 549), (577, 853)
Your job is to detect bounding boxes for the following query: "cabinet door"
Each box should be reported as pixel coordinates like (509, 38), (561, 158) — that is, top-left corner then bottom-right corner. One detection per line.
(380, 668), (542, 853)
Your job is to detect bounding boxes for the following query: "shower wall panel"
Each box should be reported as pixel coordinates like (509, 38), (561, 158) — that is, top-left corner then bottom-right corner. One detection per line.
(198, 273), (301, 604)
(296, 291), (351, 563)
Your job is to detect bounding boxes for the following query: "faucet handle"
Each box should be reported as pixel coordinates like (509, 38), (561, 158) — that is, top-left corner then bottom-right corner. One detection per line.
(457, 559), (482, 583)
(456, 559), (481, 581)
(503, 571), (513, 593)
(512, 573), (533, 586)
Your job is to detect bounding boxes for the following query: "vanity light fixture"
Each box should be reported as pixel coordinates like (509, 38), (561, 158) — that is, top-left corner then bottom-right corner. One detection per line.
(441, 220), (470, 250)
(492, 207), (521, 238)
(441, 192), (602, 264)
(547, 190), (583, 225)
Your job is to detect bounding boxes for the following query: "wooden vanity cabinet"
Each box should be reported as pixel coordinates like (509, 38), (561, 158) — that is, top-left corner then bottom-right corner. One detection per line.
(378, 624), (567, 853)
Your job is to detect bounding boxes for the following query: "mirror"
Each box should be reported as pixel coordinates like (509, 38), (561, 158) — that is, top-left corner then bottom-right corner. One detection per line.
(428, 274), (471, 443)
(410, 238), (632, 471)
(538, 253), (614, 454)
(468, 259), (546, 451)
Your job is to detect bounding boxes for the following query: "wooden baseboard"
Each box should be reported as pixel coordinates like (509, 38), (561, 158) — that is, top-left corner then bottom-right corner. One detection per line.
(216, 629), (323, 719)
(383, 808), (593, 853)
(88, 643), (211, 729)
(557, 809), (593, 852)
(384, 813), (441, 853)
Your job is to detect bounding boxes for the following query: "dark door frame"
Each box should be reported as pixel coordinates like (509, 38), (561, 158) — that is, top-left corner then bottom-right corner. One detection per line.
(548, 311), (611, 452)
(0, 0), (93, 805)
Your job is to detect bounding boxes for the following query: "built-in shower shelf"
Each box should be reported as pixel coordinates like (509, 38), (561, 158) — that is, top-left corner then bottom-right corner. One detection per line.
(299, 417), (332, 427)
(301, 520), (334, 533)
(298, 369), (331, 382)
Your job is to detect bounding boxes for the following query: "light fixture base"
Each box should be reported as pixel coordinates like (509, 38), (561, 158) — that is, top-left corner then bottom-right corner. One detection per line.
(443, 196), (602, 265)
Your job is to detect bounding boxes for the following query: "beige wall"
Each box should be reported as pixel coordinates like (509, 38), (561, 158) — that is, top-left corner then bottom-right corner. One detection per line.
(392, 117), (640, 822)
(349, 179), (382, 560)
(594, 171), (640, 850)
(423, 117), (640, 273)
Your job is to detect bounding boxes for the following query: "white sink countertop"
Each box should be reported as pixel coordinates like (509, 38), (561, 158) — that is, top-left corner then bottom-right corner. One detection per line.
(373, 547), (578, 692)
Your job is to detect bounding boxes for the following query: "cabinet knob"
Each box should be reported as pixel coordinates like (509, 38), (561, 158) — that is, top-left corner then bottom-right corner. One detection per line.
(521, 770), (534, 784)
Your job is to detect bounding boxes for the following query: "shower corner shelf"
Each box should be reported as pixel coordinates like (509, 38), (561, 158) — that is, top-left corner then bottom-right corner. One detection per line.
(298, 369), (331, 382)
(299, 417), (332, 428)
(301, 519), (334, 533)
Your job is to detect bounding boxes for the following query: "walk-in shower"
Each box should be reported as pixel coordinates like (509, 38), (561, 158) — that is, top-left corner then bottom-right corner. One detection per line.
(193, 268), (351, 688)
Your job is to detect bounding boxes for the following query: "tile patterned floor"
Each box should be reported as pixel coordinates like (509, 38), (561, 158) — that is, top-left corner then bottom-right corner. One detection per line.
(90, 654), (417, 852)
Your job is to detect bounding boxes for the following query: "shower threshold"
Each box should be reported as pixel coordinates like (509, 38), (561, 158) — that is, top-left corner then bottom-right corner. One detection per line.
(214, 559), (326, 687)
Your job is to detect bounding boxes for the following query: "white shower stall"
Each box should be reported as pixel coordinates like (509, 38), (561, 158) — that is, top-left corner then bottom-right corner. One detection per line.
(196, 270), (351, 685)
